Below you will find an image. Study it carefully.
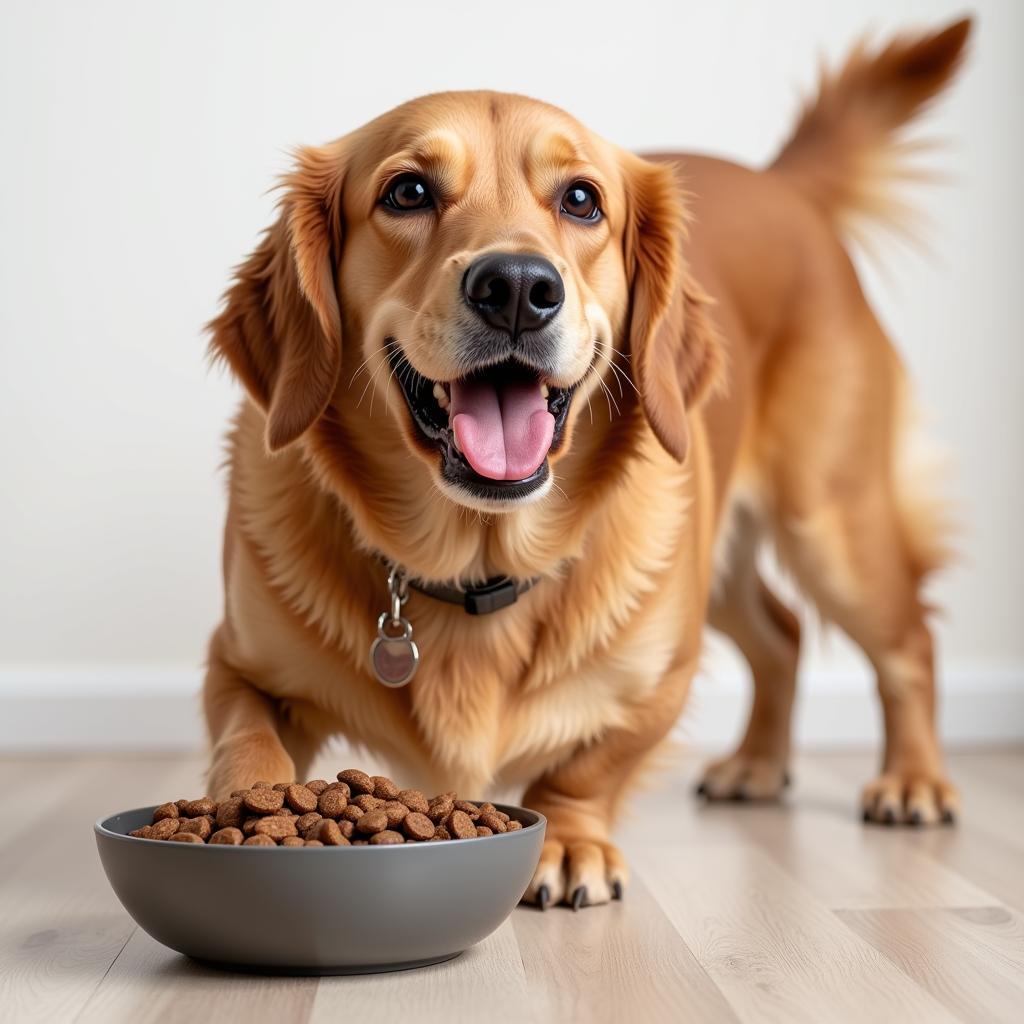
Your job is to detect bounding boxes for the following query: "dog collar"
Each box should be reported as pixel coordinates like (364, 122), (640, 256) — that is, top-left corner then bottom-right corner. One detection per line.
(369, 561), (538, 688)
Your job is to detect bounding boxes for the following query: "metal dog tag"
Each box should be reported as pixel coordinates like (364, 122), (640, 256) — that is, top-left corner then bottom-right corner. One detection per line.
(370, 612), (419, 688)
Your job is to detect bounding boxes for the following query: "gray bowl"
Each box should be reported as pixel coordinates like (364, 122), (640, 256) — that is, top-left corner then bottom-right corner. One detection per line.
(95, 803), (545, 974)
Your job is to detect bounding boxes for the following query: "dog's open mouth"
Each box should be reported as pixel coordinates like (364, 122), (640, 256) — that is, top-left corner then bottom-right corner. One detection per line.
(389, 346), (575, 500)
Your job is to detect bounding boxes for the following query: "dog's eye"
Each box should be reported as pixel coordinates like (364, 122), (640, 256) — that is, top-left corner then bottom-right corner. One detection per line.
(382, 174), (433, 212)
(560, 182), (601, 222)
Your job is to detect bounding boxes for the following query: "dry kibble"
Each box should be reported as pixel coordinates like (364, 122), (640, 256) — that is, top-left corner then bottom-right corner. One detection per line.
(215, 797), (244, 829)
(478, 812), (507, 833)
(210, 827), (243, 845)
(285, 784), (319, 814)
(254, 816), (298, 840)
(428, 795), (454, 822)
(182, 798), (216, 818)
(337, 769), (374, 795)
(153, 802), (179, 822)
(243, 788), (285, 814)
(356, 809), (388, 835)
(353, 794), (383, 812)
(399, 789), (430, 814)
(383, 800), (409, 827)
(447, 810), (477, 840)
(372, 775), (400, 800)
(132, 769), (528, 849)
(150, 817), (181, 840)
(177, 816), (212, 840)
(403, 812), (435, 841)
(318, 788), (349, 819)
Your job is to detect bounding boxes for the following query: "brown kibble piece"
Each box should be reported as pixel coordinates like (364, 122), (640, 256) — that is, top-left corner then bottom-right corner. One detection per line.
(353, 794), (382, 812)
(230, 789), (248, 798)
(252, 781), (272, 789)
(285, 784), (318, 814)
(177, 817), (212, 840)
(210, 827), (243, 845)
(243, 834), (276, 846)
(340, 804), (363, 823)
(304, 839), (324, 847)
(352, 839), (369, 846)
(356, 809), (388, 835)
(383, 800), (409, 827)
(447, 810), (477, 839)
(175, 799), (189, 812)
(403, 812), (435, 841)
(428, 795), (454, 822)
(129, 826), (153, 839)
(318, 788), (349, 818)
(478, 812), (507, 833)
(281, 836), (305, 847)
(183, 798), (216, 818)
(272, 782), (291, 792)
(305, 779), (329, 796)
(337, 819), (355, 839)
(243, 788), (285, 813)
(372, 775), (399, 800)
(254, 816), (298, 839)
(505, 819), (523, 831)
(242, 816), (260, 836)
(169, 831), (204, 844)
(323, 780), (351, 798)
(296, 812), (322, 834)
(454, 800), (479, 815)
(152, 802), (179, 822)
(433, 825), (451, 841)
(370, 829), (404, 845)
(337, 769), (374, 795)
(150, 817), (181, 840)
(495, 811), (511, 823)
(399, 789), (429, 814)
(314, 819), (344, 845)
(215, 797), (244, 829)
(476, 825), (493, 837)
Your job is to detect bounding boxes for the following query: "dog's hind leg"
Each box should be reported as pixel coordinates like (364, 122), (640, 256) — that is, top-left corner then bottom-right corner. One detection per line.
(697, 502), (801, 800)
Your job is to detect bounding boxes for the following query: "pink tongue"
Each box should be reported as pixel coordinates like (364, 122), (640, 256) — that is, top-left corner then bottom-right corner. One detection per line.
(450, 376), (554, 481)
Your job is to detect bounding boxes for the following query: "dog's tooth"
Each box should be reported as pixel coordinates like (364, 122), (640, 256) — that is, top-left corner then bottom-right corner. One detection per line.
(432, 382), (447, 403)
(540, 383), (549, 399)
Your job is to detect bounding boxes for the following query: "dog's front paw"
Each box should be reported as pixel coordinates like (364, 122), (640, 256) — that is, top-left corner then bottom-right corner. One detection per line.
(522, 837), (628, 910)
(207, 729), (296, 799)
(861, 771), (959, 826)
(696, 752), (790, 801)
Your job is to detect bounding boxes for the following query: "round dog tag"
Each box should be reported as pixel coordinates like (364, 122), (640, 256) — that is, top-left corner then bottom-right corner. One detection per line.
(370, 613), (419, 687)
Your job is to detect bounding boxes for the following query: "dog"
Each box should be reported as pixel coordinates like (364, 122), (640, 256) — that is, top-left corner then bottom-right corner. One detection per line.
(204, 17), (971, 908)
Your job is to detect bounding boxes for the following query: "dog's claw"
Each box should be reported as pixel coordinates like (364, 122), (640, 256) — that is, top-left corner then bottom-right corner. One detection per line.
(881, 807), (897, 825)
(942, 808), (957, 825)
(571, 886), (587, 911)
(611, 879), (623, 901)
(908, 809), (923, 826)
(536, 884), (551, 911)
(695, 782), (708, 798)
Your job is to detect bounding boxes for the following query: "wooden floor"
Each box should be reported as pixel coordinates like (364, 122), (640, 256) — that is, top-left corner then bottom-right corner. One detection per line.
(1, 749), (1022, 1024)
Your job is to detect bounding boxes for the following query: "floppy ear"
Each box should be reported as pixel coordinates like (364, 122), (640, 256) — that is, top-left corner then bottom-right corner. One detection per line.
(208, 145), (346, 452)
(622, 154), (723, 463)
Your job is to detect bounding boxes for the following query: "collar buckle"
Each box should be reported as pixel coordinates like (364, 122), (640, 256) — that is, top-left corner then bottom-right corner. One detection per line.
(464, 577), (520, 615)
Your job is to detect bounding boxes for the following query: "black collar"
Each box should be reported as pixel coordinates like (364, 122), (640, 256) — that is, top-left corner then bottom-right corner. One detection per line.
(407, 573), (538, 615)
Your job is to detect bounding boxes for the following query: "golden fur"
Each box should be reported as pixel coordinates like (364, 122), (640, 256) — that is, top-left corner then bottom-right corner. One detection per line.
(204, 18), (971, 906)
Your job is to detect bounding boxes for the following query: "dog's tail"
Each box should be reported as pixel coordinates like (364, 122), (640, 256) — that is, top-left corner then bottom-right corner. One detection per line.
(770, 17), (972, 240)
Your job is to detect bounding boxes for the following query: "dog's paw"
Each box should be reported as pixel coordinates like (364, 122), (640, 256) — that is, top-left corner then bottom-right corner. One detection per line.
(207, 729), (296, 799)
(522, 837), (628, 910)
(861, 771), (959, 826)
(695, 752), (790, 801)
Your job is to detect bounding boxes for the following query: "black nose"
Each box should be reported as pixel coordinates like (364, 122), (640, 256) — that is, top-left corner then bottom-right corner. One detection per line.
(462, 253), (565, 338)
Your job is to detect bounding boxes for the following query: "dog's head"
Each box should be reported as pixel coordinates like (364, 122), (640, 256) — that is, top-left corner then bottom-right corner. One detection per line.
(210, 92), (719, 514)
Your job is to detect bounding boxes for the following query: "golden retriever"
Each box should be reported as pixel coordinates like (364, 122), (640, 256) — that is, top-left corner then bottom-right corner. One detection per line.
(204, 18), (970, 907)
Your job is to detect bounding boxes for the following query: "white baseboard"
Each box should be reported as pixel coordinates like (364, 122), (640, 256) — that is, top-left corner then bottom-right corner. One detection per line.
(0, 667), (1021, 752)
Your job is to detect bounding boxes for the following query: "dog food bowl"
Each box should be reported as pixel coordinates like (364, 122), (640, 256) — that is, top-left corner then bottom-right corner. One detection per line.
(95, 803), (545, 974)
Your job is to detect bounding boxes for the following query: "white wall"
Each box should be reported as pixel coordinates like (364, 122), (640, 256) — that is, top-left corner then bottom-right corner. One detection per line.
(1, 0), (1022, 749)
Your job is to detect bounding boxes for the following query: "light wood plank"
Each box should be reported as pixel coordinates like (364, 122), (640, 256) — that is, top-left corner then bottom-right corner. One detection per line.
(0, 757), (201, 1024)
(310, 918), (531, 1024)
(76, 928), (317, 1024)
(630, 843), (957, 1024)
(838, 907), (1024, 1024)
(511, 873), (739, 1023)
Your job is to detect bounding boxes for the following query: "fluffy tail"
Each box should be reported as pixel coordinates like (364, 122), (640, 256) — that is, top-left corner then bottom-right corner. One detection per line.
(771, 17), (972, 237)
